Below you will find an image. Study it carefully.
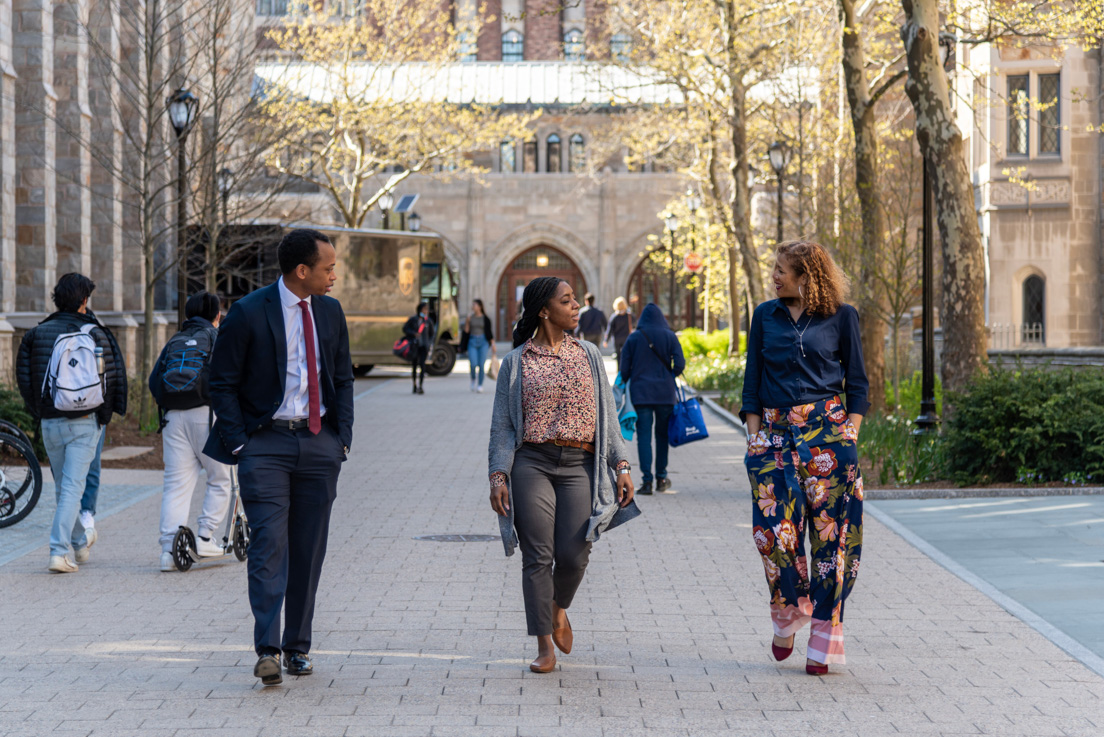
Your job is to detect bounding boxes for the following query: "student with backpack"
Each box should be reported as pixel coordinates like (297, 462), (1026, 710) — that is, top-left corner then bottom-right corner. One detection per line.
(16, 273), (127, 573)
(149, 292), (233, 572)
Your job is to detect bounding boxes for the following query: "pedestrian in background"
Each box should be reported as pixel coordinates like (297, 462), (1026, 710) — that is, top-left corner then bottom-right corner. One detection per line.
(203, 228), (354, 686)
(460, 298), (495, 393)
(618, 303), (685, 496)
(575, 293), (606, 346)
(149, 291), (232, 572)
(403, 302), (435, 395)
(16, 273), (127, 573)
(604, 297), (633, 367)
(741, 240), (869, 676)
(489, 276), (636, 674)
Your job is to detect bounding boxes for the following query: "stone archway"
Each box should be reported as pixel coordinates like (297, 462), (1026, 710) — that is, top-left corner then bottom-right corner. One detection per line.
(626, 253), (699, 331)
(495, 246), (588, 341)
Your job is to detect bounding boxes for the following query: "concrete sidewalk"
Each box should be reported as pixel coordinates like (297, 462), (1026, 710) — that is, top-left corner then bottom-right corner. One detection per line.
(1, 368), (1103, 736)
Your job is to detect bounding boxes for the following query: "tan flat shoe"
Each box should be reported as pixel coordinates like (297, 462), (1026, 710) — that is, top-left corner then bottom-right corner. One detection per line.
(552, 611), (573, 654)
(529, 652), (557, 673)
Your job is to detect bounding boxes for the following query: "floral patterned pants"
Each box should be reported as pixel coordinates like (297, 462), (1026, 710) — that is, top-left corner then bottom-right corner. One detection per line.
(745, 396), (864, 665)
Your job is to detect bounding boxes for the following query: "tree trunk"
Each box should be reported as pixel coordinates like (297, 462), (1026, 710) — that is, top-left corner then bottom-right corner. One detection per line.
(840, 0), (886, 413)
(900, 0), (987, 394)
(727, 247), (742, 357)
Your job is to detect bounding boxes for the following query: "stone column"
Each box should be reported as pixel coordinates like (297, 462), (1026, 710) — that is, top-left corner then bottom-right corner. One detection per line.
(523, 0), (560, 60)
(0, 1), (17, 313)
(14, 0), (57, 312)
(54, 0), (92, 278)
(88, 0), (123, 310)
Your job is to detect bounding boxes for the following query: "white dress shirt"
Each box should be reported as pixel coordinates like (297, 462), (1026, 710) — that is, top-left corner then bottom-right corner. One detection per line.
(273, 276), (326, 421)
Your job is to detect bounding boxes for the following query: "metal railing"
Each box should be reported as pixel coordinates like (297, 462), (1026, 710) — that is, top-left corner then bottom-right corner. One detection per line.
(988, 322), (1045, 349)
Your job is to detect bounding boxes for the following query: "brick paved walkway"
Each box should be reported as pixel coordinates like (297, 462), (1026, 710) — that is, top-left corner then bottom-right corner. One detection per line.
(2, 367), (1103, 736)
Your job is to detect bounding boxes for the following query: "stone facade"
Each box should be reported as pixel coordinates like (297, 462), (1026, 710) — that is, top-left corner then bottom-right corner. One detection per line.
(960, 43), (1104, 347)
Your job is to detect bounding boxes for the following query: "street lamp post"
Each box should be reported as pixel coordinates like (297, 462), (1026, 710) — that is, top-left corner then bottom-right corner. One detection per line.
(167, 88), (198, 328)
(408, 211), (421, 233)
(217, 167), (234, 226)
(768, 141), (791, 244)
(914, 32), (956, 435)
(685, 189), (702, 330)
(664, 213), (679, 321)
(378, 191), (394, 230)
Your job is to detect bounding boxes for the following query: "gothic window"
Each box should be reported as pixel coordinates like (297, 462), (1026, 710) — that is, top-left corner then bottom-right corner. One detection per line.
(1022, 275), (1045, 344)
(1007, 75), (1029, 156)
(500, 140), (517, 172)
(546, 134), (562, 172)
(1038, 73), (1060, 155)
(502, 30), (524, 62)
(569, 134), (585, 173)
(563, 29), (585, 61)
(458, 30), (477, 62)
(610, 33), (631, 62)
(523, 139), (538, 173)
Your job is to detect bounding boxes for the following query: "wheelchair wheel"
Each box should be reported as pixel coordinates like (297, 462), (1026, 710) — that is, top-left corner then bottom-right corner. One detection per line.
(233, 515), (250, 561)
(172, 526), (196, 572)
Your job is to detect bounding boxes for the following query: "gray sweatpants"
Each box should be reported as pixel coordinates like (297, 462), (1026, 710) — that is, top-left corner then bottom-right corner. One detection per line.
(159, 407), (233, 552)
(511, 442), (594, 636)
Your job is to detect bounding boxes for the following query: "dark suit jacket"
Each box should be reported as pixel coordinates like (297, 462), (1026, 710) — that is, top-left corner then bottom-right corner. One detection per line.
(202, 282), (354, 465)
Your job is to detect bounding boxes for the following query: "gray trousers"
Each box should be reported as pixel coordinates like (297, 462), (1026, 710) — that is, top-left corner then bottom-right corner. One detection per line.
(511, 442), (594, 636)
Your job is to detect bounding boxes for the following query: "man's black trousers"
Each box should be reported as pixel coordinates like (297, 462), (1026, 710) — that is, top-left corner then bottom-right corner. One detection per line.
(237, 423), (344, 656)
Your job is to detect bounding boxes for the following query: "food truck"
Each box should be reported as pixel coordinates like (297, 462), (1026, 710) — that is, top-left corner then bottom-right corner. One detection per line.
(319, 226), (459, 376)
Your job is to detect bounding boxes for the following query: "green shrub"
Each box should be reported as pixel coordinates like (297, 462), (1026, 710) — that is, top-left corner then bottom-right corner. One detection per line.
(0, 385), (47, 459)
(941, 366), (1104, 485)
(857, 413), (944, 486)
(677, 328), (746, 359)
(885, 370), (943, 418)
(682, 355), (746, 395)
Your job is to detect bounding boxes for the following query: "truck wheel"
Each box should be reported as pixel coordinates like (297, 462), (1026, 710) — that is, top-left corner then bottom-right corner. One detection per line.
(425, 344), (456, 376)
(352, 364), (374, 377)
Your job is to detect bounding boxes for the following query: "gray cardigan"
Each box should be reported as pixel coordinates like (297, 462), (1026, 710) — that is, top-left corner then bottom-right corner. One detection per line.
(489, 339), (636, 556)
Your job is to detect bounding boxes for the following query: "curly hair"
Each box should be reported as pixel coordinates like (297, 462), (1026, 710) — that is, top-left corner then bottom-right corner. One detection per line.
(775, 241), (848, 317)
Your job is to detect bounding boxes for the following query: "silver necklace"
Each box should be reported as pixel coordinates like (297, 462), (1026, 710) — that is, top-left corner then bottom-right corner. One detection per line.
(789, 312), (812, 357)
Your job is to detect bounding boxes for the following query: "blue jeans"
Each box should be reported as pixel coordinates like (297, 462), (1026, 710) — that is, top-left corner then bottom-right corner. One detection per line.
(41, 417), (103, 557)
(468, 334), (489, 385)
(81, 426), (106, 515)
(635, 404), (673, 483)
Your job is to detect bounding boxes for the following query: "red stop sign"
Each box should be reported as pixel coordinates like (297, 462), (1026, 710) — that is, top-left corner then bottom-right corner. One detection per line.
(684, 251), (704, 273)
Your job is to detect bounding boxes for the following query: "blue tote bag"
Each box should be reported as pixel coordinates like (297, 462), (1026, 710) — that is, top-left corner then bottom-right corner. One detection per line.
(668, 380), (708, 447)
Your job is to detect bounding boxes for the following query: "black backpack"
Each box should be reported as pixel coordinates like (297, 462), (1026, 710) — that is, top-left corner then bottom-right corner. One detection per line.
(153, 325), (218, 411)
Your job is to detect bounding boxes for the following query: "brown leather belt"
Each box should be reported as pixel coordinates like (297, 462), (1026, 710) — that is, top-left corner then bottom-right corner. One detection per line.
(538, 438), (595, 454)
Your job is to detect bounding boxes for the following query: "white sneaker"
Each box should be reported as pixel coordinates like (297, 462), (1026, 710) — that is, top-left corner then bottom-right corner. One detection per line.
(160, 551), (176, 572)
(48, 555), (78, 573)
(470, 380), (477, 392)
(477, 385), (485, 393)
(83, 527), (98, 550)
(79, 510), (95, 530)
(195, 536), (225, 558)
(74, 546), (91, 564)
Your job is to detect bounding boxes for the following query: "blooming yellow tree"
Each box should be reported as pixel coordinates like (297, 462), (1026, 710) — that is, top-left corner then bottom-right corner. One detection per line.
(258, 2), (534, 228)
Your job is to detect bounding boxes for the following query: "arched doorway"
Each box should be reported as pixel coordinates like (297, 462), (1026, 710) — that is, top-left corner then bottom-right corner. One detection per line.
(496, 246), (587, 340)
(627, 256), (698, 331)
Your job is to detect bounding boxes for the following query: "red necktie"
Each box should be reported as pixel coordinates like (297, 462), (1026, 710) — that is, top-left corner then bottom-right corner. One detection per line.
(298, 300), (321, 435)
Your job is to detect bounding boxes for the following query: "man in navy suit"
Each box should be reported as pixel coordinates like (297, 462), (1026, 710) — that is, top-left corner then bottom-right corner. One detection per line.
(204, 228), (354, 685)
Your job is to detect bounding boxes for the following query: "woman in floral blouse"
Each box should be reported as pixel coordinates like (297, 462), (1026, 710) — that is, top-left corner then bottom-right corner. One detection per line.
(488, 276), (637, 674)
(740, 241), (869, 676)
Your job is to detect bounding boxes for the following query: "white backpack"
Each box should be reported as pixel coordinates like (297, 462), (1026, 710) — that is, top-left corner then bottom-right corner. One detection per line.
(42, 323), (105, 413)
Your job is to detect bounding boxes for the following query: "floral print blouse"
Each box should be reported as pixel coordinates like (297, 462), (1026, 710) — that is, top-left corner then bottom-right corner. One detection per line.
(489, 335), (629, 489)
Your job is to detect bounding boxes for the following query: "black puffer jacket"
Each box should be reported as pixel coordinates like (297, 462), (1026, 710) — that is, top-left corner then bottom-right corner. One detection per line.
(16, 311), (128, 425)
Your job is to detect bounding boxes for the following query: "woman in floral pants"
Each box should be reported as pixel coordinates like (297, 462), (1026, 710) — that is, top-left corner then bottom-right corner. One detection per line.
(740, 241), (869, 675)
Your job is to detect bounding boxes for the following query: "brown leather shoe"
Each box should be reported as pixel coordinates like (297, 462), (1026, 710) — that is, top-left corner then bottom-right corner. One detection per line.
(529, 652), (557, 673)
(552, 611), (573, 654)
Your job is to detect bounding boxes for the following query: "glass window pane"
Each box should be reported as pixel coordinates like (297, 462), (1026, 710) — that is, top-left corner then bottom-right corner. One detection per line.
(1039, 73), (1060, 154)
(1022, 275), (1045, 344)
(502, 31), (524, 62)
(1007, 75), (1029, 156)
(257, 0), (289, 14)
(564, 29), (584, 61)
(569, 134), (585, 173)
(610, 33), (631, 62)
(546, 134), (561, 173)
(523, 140), (537, 173)
(499, 140), (516, 172)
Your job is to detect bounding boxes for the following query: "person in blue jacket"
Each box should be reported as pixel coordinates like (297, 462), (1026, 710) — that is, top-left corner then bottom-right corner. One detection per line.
(618, 303), (686, 495)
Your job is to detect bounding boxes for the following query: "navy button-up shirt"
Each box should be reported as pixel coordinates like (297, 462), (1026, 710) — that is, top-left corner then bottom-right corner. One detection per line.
(740, 299), (870, 422)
